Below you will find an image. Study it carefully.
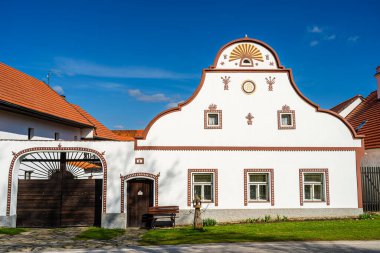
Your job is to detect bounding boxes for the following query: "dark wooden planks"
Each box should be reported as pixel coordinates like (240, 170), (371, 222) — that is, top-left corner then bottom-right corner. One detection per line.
(361, 167), (380, 212)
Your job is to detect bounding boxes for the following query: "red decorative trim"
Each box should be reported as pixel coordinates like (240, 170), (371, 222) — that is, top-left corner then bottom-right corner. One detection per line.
(6, 147), (108, 216)
(211, 37), (284, 69)
(135, 144), (360, 152)
(244, 169), (274, 206)
(355, 139), (365, 208)
(299, 169), (330, 206)
(187, 169), (218, 207)
(277, 105), (296, 130)
(120, 172), (159, 213)
(204, 109), (222, 129)
(135, 158), (144, 164)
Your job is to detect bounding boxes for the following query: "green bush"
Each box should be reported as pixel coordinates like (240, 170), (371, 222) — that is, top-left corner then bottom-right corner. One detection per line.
(203, 218), (217, 226)
(244, 218), (260, 223)
(359, 213), (374, 220)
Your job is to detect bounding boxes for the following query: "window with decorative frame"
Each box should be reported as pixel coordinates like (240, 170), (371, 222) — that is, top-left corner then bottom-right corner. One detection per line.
(187, 169), (218, 206)
(248, 173), (269, 202)
(204, 104), (222, 129)
(299, 169), (330, 205)
(277, 105), (296, 129)
(244, 169), (274, 206)
(192, 173), (214, 202)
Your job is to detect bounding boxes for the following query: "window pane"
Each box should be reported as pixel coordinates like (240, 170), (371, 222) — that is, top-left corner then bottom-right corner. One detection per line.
(249, 185), (257, 200)
(204, 185), (212, 201)
(249, 174), (267, 182)
(281, 114), (292, 126)
(194, 174), (212, 182)
(259, 185), (268, 200)
(304, 173), (323, 182)
(314, 184), (322, 200)
(304, 185), (312, 200)
(194, 185), (202, 199)
(208, 114), (219, 126)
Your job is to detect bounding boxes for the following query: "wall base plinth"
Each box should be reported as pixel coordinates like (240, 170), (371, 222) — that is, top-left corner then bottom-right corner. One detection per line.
(0, 215), (16, 228)
(177, 208), (363, 225)
(101, 213), (126, 229)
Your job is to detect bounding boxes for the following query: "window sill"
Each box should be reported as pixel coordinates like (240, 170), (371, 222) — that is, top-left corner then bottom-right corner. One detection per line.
(303, 200), (326, 203)
(248, 200), (270, 203)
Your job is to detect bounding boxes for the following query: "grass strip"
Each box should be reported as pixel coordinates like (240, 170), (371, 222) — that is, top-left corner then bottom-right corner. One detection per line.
(141, 215), (380, 245)
(0, 228), (28, 235)
(76, 227), (125, 240)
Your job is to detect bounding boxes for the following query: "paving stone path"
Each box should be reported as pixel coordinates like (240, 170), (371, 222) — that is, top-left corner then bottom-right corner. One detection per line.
(0, 227), (146, 252)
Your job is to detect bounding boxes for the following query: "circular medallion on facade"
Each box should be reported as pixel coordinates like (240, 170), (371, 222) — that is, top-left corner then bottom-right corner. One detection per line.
(242, 80), (256, 94)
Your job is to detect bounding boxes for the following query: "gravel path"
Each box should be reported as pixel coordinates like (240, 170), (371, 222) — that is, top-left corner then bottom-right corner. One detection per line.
(0, 227), (145, 252)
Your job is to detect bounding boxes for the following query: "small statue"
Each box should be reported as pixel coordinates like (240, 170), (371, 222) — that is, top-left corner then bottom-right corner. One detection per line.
(193, 196), (203, 230)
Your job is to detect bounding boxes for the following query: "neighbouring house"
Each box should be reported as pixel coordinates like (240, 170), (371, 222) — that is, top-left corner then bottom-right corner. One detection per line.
(331, 66), (380, 211)
(0, 37), (365, 229)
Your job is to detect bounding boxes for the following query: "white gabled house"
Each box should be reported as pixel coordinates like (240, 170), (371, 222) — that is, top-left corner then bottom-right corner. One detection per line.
(0, 37), (365, 229)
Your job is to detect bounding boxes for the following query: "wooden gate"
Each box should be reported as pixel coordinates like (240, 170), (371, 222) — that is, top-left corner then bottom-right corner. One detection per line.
(361, 167), (380, 212)
(16, 151), (103, 227)
(127, 179), (153, 227)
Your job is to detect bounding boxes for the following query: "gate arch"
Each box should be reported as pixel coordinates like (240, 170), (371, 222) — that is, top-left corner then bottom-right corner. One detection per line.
(7, 146), (108, 217)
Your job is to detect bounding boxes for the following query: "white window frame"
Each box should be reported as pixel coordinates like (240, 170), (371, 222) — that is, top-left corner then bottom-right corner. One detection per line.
(248, 173), (270, 202)
(280, 113), (294, 127)
(303, 173), (325, 202)
(206, 112), (220, 127)
(192, 173), (214, 203)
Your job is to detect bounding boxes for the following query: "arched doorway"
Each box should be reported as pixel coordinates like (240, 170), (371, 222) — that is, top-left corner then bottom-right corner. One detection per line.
(126, 178), (154, 227)
(15, 151), (103, 227)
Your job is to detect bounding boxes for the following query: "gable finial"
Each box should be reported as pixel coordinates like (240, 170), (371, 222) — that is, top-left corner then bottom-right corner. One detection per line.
(245, 34), (248, 38)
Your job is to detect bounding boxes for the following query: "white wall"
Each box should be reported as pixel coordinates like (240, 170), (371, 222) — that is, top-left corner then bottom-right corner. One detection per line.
(140, 72), (361, 148)
(0, 110), (82, 141)
(339, 97), (362, 118)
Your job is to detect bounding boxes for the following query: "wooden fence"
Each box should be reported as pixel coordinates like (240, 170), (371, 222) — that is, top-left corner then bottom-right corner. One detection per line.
(361, 167), (380, 212)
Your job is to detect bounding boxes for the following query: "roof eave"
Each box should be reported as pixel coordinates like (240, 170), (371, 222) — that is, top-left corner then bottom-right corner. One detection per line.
(0, 100), (94, 128)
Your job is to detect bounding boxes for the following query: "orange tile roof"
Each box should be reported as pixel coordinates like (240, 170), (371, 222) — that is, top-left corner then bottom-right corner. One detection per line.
(67, 161), (101, 170)
(71, 104), (134, 141)
(112, 130), (144, 139)
(330, 95), (363, 114)
(346, 91), (380, 149)
(0, 62), (93, 127)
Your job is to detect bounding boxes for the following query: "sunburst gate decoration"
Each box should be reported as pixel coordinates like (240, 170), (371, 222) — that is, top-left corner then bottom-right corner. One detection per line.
(229, 43), (264, 67)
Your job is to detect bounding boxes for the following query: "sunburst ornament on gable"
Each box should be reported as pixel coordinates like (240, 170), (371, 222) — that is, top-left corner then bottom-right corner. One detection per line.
(229, 43), (264, 67)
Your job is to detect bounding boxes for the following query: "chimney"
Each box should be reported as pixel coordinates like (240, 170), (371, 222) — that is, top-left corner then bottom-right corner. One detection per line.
(376, 66), (380, 99)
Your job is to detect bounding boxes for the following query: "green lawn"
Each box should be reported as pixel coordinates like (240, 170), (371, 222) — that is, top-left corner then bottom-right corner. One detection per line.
(0, 228), (28, 235)
(75, 227), (126, 240)
(141, 215), (380, 245)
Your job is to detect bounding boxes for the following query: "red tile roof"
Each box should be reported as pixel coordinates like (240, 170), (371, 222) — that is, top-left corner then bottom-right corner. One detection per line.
(346, 91), (380, 149)
(330, 95), (363, 114)
(71, 104), (134, 141)
(0, 62), (94, 127)
(112, 130), (144, 139)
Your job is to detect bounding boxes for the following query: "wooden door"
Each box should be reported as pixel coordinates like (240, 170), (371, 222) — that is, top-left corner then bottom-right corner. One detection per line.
(127, 179), (153, 227)
(17, 172), (102, 227)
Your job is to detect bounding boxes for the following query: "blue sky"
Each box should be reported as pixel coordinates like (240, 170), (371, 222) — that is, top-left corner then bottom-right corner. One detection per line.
(1, 0), (379, 130)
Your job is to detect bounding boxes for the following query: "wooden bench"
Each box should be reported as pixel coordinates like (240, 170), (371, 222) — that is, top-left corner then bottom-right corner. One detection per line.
(143, 206), (179, 229)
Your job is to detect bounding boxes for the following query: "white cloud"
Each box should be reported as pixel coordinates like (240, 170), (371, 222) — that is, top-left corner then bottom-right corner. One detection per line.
(54, 57), (197, 79)
(52, 85), (64, 95)
(113, 125), (125, 130)
(324, 34), (336, 40)
(166, 100), (185, 109)
(308, 26), (323, 33)
(127, 89), (171, 102)
(348, 36), (359, 42)
(310, 40), (319, 47)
